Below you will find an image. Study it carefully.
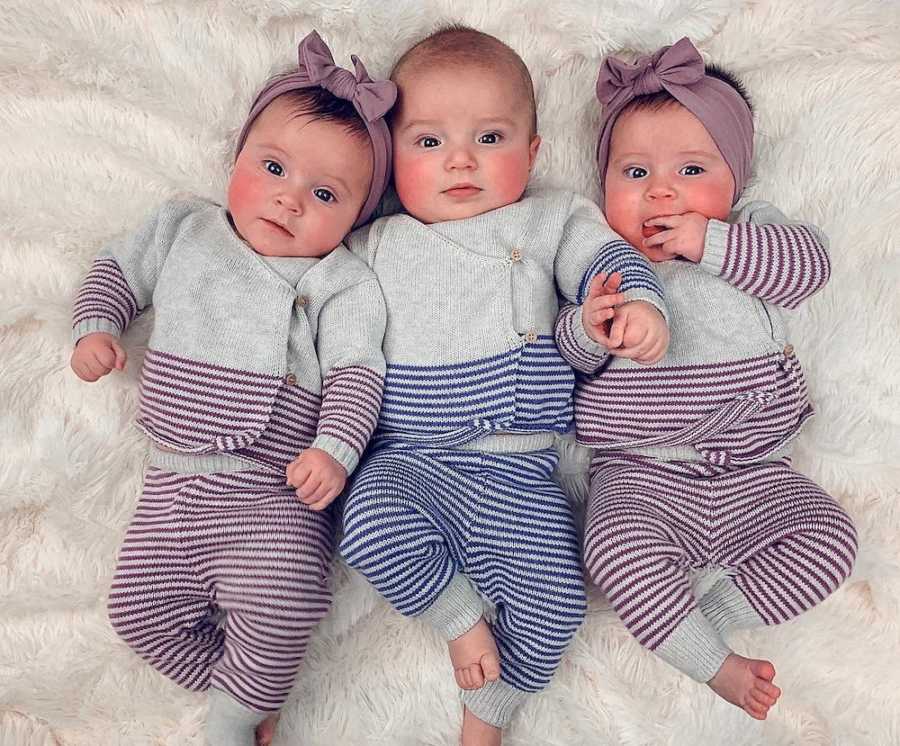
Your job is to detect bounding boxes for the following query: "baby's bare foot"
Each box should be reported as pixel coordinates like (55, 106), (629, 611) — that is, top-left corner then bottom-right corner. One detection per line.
(708, 653), (781, 720)
(255, 713), (279, 746)
(448, 616), (501, 690)
(460, 705), (502, 746)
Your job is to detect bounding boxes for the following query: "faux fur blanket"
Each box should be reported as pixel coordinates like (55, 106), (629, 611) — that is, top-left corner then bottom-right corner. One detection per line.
(2, 1), (899, 744)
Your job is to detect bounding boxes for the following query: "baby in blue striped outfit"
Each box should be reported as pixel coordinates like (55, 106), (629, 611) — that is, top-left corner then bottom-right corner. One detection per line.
(339, 25), (670, 745)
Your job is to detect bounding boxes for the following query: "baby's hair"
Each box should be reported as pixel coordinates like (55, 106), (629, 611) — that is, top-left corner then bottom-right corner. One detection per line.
(620, 62), (753, 118)
(261, 81), (370, 143)
(390, 24), (537, 135)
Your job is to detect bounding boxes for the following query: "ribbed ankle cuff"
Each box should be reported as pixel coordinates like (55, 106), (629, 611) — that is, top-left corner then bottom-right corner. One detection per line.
(418, 573), (484, 641)
(699, 578), (766, 634)
(654, 607), (732, 682)
(205, 688), (267, 746)
(461, 678), (528, 728)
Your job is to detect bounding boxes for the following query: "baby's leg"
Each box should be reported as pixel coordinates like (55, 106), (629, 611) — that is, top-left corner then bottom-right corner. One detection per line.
(341, 449), (499, 689)
(705, 462), (857, 634)
(205, 470), (335, 709)
(584, 459), (732, 684)
(107, 470), (225, 691)
(460, 450), (587, 733)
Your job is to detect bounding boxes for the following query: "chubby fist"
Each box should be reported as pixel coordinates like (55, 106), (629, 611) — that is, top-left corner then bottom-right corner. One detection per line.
(286, 447), (347, 511)
(70, 332), (127, 382)
(609, 301), (669, 365)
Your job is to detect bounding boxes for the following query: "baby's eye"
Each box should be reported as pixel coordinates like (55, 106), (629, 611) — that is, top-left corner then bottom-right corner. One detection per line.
(624, 166), (648, 179)
(263, 160), (285, 177)
(417, 136), (441, 148)
(313, 188), (336, 204)
(680, 165), (705, 176)
(478, 132), (502, 145)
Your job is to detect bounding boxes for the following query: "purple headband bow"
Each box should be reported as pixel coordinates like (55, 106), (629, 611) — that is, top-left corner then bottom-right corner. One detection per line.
(595, 37), (753, 206)
(236, 30), (397, 228)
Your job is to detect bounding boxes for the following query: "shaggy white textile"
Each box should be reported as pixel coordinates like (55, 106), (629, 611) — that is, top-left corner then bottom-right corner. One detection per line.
(2, 1), (899, 744)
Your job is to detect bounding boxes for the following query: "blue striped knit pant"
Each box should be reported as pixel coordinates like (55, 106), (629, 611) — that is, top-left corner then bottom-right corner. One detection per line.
(583, 455), (857, 682)
(340, 447), (587, 719)
(107, 468), (335, 712)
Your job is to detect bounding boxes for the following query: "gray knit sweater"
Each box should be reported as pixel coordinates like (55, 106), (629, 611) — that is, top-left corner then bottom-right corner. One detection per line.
(557, 200), (829, 465)
(72, 197), (386, 475)
(346, 188), (668, 453)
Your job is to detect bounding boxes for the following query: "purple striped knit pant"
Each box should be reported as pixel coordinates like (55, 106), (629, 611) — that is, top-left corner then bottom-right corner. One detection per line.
(107, 468), (335, 712)
(583, 455), (857, 682)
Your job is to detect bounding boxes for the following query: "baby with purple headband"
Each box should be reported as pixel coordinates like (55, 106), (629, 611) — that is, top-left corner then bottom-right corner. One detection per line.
(562, 37), (857, 719)
(69, 31), (394, 746)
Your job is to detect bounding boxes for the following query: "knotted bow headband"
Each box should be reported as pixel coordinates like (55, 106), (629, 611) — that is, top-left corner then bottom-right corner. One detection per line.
(236, 30), (397, 227)
(595, 37), (753, 206)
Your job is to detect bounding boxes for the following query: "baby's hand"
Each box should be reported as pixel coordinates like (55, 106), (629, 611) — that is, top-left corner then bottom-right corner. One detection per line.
(582, 271), (627, 347)
(643, 212), (708, 262)
(286, 447), (347, 511)
(70, 332), (127, 382)
(609, 301), (669, 365)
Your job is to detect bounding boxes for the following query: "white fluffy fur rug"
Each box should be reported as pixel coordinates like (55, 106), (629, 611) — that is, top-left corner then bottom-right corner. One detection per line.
(2, 1), (899, 744)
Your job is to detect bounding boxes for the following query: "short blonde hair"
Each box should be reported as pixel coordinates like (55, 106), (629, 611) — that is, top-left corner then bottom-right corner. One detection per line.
(391, 24), (537, 135)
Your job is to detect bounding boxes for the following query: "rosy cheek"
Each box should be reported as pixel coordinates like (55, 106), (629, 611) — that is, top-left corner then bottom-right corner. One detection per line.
(393, 155), (435, 211)
(227, 166), (262, 217)
(603, 195), (643, 251)
(487, 152), (530, 199)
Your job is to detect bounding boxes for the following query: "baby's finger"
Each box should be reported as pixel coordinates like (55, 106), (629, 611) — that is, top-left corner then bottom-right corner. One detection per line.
(600, 271), (623, 294)
(286, 462), (311, 488)
(645, 214), (681, 228)
(607, 314), (626, 349)
(643, 228), (678, 248)
(589, 307), (615, 326)
(309, 487), (340, 512)
(85, 354), (112, 379)
(587, 273), (609, 298)
(296, 474), (323, 502)
(112, 341), (127, 371)
(588, 291), (626, 310)
(73, 361), (98, 382)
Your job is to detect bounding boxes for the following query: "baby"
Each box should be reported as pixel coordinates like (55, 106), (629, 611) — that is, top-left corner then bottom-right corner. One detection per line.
(69, 32), (393, 746)
(559, 38), (858, 720)
(338, 26), (669, 745)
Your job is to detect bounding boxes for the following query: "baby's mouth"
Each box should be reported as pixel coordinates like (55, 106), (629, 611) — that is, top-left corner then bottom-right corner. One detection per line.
(263, 218), (293, 237)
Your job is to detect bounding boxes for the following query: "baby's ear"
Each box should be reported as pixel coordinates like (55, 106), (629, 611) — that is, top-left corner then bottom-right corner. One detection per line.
(528, 135), (542, 169)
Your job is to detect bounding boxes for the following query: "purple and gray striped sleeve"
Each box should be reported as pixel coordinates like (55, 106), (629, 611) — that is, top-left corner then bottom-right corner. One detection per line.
(554, 303), (610, 374)
(72, 257), (139, 341)
(703, 207), (831, 309)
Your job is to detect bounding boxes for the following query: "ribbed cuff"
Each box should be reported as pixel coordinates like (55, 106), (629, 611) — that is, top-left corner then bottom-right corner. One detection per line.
(418, 573), (484, 641)
(311, 433), (359, 476)
(147, 447), (258, 474)
(72, 318), (122, 345)
(654, 607), (732, 682)
(620, 288), (670, 326)
(570, 305), (610, 362)
(205, 688), (268, 746)
(460, 678), (528, 728)
(698, 579), (766, 635)
(701, 219), (730, 276)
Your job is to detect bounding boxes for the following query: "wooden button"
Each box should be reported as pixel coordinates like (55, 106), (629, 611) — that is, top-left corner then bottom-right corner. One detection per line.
(783, 344), (794, 357)
(295, 296), (309, 308)
(510, 249), (522, 262)
(284, 373), (298, 385)
(524, 330), (538, 344)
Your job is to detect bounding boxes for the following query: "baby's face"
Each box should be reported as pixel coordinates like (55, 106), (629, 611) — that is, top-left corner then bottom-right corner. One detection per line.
(391, 64), (540, 224)
(228, 97), (373, 257)
(604, 102), (734, 261)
